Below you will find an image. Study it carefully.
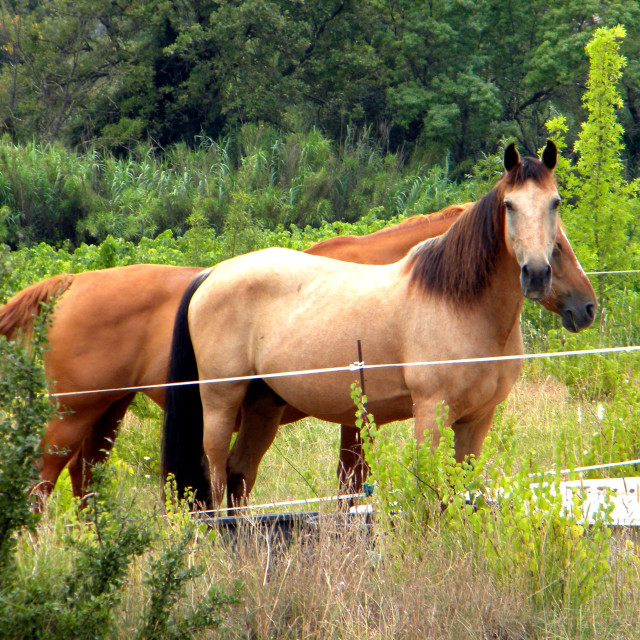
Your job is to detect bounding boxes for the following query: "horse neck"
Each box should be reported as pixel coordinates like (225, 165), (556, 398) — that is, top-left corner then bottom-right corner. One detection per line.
(385, 206), (467, 250)
(403, 189), (527, 344)
(397, 205), (468, 235)
(405, 190), (505, 303)
(482, 250), (526, 346)
(306, 205), (467, 265)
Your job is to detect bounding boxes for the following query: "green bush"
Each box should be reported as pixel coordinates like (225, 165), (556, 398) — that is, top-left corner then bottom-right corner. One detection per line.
(0, 127), (481, 250)
(0, 305), (53, 580)
(354, 383), (623, 614)
(0, 264), (237, 636)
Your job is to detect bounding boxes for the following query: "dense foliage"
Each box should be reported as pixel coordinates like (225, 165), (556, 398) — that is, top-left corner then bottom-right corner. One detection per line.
(2, 1), (640, 166)
(0, 306), (52, 580)
(0, 26), (637, 367)
(0, 126), (481, 248)
(0, 5), (640, 269)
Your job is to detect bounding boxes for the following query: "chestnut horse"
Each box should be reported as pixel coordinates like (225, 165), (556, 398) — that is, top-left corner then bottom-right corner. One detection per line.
(1, 143), (595, 506)
(161, 141), (581, 508)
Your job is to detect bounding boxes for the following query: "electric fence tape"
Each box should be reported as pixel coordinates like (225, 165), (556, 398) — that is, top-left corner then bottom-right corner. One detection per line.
(52, 343), (640, 399)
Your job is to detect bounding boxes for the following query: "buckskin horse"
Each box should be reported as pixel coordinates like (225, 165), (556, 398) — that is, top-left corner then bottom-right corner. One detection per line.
(161, 141), (590, 508)
(1, 142), (595, 507)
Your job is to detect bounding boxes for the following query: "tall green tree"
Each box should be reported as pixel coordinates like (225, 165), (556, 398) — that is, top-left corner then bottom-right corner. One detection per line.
(546, 25), (640, 322)
(0, 0), (140, 144)
(481, 0), (640, 154)
(569, 26), (639, 305)
(2, 0), (640, 173)
(369, 0), (502, 166)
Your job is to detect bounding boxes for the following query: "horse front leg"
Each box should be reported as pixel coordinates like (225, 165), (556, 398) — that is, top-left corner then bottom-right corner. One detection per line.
(412, 398), (450, 451)
(413, 398), (497, 463)
(337, 424), (370, 497)
(412, 399), (496, 514)
(451, 407), (497, 462)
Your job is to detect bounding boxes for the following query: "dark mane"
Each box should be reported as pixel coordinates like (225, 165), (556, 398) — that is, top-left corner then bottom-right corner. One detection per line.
(405, 157), (555, 304)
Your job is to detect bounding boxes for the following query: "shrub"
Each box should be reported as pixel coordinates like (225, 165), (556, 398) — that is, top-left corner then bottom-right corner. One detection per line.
(0, 303), (53, 580)
(354, 383), (621, 615)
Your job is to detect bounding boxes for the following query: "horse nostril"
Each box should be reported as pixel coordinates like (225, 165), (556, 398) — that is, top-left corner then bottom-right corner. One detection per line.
(521, 263), (550, 280)
(563, 309), (578, 333)
(585, 302), (596, 320)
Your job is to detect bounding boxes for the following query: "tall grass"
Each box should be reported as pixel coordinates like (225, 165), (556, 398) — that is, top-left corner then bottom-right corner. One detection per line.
(0, 126), (477, 248)
(20, 365), (640, 639)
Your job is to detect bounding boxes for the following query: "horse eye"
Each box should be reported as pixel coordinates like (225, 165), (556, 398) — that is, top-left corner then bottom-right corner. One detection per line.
(503, 199), (514, 211)
(551, 197), (561, 210)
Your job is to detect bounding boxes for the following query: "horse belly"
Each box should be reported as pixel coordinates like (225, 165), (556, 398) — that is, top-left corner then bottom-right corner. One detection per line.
(263, 361), (412, 426)
(232, 278), (406, 421)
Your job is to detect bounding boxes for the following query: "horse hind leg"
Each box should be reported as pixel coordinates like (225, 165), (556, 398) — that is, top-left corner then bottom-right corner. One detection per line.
(198, 379), (252, 509)
(226, 380), (287, 508)
(31, 433), (72, 512)
(67, 393), (136, 505)
(338, 424), (370, 498)
(32, 403), (110, 511)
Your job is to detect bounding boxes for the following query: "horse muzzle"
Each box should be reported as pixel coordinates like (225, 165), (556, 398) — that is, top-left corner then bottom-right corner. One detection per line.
(520, 261), (552, 300)
(558, 295), (597, 332)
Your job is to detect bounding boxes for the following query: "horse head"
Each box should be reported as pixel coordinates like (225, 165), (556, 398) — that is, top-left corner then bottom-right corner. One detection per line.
(539, 224), (597, 332)
(502, 140), (560, 300)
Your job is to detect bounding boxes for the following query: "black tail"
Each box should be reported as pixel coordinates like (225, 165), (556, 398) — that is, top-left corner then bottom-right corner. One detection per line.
(162, 268), (213, 507)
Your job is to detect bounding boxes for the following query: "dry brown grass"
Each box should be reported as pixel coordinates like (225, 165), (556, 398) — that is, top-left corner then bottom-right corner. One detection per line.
(192, 521), (538, 640)
(28, 370), (640, 639)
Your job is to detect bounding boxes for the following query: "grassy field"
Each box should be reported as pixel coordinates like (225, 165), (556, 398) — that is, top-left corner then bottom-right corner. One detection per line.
(20, 357), (640, 639)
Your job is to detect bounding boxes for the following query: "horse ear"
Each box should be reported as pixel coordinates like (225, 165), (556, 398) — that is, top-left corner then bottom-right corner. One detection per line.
(503, 143), (519, 172)
(541, 139), (557, 170)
